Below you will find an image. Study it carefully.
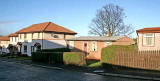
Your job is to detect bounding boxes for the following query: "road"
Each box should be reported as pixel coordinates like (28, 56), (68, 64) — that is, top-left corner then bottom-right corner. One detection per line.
(0, 60), (150, 81)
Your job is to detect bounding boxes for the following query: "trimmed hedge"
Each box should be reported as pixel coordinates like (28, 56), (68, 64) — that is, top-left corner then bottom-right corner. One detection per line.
(101, 45), (137, 64)
(32, 52), (86, 66)
(39, 48), (70, 52)
(63, 52), (86, 66)
(32, 52), (63, 63)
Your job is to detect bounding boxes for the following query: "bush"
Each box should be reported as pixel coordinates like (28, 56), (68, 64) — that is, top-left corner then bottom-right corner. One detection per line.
(39, 48), (70, 52)
(20, 54), (28, 57)
(63, 52), (86, 66)
(32, 52), (48, 62)
(32, 52), (63, 64)
(32, 52), (86, 66)
(101, 45), (137, 64)
(0, 54), (10, 57)
(49, 52), (63, 64)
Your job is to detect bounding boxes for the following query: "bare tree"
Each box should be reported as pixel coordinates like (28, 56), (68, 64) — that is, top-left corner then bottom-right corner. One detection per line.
(89, 3), (134, 36)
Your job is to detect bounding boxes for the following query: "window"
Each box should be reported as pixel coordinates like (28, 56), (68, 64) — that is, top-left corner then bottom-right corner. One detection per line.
(15, 37), (16, 42)
(24, 45), (27, 53)
(51, 33), (59, 38)
(104, 42), (112, 47)
(143, 33), (154, 46)
(91, 41), (97, 51)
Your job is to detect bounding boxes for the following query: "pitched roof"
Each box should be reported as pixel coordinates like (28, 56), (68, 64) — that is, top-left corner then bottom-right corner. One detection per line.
(136, 27), (160, 33)
(67, 36), (124, 41)
(17, 22), (77, 34)
(8, 33), (18, 37)
(0, 36), (10, 41)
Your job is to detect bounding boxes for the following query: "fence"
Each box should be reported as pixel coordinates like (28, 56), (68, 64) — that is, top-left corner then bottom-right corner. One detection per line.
(114, 48), (160, 71)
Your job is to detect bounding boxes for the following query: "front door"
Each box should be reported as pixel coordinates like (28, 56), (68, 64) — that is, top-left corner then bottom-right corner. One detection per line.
(83, 43), (88, 54)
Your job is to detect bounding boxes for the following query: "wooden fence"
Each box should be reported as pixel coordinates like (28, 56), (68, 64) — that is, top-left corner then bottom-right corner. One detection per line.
(114, 48), (160, 71)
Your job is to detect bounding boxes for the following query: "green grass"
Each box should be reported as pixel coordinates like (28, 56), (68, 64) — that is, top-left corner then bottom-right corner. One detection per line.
(87, 59), (102, 68)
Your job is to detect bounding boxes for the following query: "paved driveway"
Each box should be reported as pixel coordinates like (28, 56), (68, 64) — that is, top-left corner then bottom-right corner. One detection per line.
(0, 60), (150, 81)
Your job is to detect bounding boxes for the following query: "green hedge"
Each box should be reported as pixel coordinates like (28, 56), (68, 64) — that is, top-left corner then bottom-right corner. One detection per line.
(101, 45), (137, 64)
(32, 52), (63, 63)
(39, 48), (70, 52)
(63, 52), (86, 66)
(32, 52), (86, 66)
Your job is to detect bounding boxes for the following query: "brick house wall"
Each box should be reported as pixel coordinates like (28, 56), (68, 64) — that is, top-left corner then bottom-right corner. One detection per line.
(67, 36), (135, 60)
(66, 41), (105, 60)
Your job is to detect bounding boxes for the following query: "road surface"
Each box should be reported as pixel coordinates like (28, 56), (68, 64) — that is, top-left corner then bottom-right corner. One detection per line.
(0, 59), (150, 81)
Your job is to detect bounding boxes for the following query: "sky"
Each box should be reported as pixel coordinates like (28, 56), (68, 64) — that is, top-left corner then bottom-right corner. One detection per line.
(0, 0), (160, 38)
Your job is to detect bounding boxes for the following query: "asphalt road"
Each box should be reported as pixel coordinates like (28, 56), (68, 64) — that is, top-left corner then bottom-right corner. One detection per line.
(0, 60), (150, 81)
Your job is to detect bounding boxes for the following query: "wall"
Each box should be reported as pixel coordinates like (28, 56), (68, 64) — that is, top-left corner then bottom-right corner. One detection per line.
(43, 33), (75, 40)
(10, 37), (18, 45)
(112, 36), (135, 45)
(138, 33), (160, 51)
(67, 40), (105, 60)
(0, 40), (10, 53)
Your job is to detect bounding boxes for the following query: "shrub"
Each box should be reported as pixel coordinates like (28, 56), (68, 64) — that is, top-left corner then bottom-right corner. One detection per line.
(32, 52), (86, 66)
(0, 54), (10, 57)
(32, 52), (48, 62)
(101, 45), (137, 64)
(32, 52), (63, 64)
(20, 54), (28, 57)
(39, 48), (70, 52)
(48, 52), (63, 64)
(63, 52), (86, 66)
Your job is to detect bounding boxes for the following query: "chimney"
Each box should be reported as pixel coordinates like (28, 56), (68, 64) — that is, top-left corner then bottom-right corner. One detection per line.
(107, 30), (111, 37)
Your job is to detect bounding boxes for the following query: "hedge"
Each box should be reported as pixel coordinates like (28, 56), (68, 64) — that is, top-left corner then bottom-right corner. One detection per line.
(63, 52), (86, 66)
(101, 45), (137, 64)
(38, 48), (70, 52)
(32, 52), (86, 66)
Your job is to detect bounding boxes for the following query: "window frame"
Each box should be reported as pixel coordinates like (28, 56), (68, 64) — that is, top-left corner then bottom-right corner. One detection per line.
(90, 41), (97, 51)
(143, 33), (155, 46)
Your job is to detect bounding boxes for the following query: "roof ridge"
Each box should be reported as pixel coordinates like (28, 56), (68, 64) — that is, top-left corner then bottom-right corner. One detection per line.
(43, 22), (51, 31)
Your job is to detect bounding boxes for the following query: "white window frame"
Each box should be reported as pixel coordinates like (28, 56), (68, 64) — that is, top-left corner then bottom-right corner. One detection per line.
(143, 33), (154, 46)
(90, 41), (97, 51)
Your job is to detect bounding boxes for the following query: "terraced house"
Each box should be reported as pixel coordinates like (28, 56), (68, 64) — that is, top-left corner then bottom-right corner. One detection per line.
(0, 22), (77, 56)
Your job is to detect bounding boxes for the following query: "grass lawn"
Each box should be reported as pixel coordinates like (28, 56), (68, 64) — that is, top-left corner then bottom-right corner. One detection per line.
(86, 59), (102, 68)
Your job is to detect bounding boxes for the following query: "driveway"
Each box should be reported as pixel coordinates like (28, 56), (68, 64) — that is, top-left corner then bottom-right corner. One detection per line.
(0, 60), (150, 81)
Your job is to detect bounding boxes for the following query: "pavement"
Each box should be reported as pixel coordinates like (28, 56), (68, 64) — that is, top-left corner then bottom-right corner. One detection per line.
(0, 58), (152, 81)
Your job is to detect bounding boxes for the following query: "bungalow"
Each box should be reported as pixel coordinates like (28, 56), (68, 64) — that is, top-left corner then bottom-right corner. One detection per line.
(136, 27), (160, 51)
(67, 36), (135, 60)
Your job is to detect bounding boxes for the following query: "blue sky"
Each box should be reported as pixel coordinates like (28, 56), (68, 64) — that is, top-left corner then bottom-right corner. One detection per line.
(0, 0), (160, 38)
